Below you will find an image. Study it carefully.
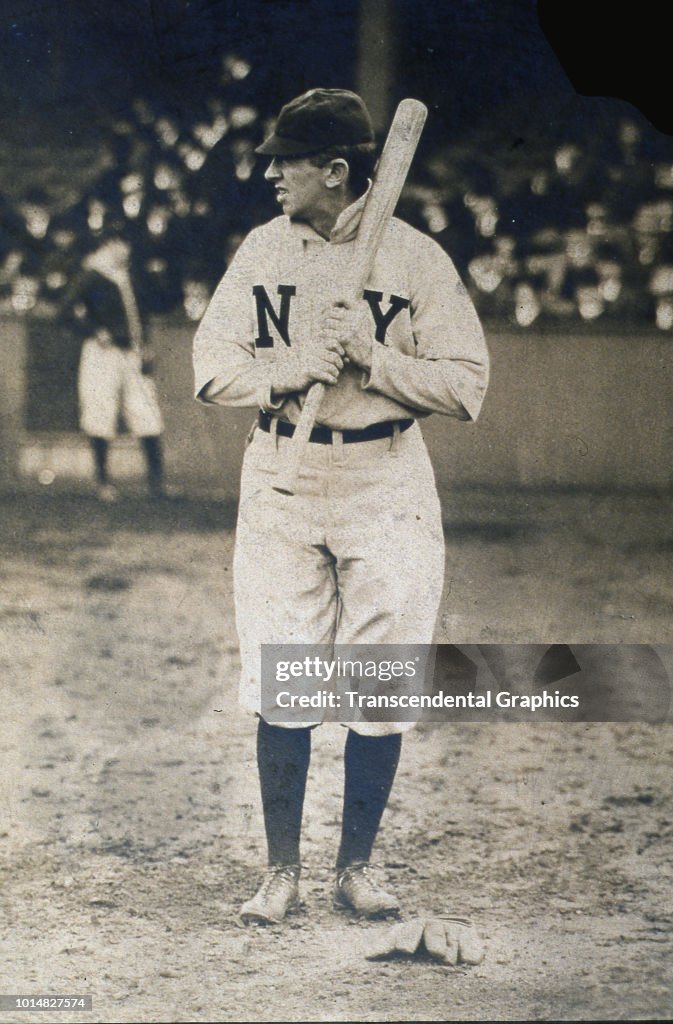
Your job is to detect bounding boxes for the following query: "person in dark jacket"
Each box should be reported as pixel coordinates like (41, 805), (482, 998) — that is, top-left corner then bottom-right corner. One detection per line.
(65, 232), (166, 500)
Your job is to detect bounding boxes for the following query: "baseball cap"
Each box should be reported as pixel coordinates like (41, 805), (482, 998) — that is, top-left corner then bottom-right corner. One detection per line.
(255, 88), (375, 157)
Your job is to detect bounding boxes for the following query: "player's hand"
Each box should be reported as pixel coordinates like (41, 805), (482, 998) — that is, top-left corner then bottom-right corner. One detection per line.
(321, 298), (373, 371)
(270, 335), (345, 394)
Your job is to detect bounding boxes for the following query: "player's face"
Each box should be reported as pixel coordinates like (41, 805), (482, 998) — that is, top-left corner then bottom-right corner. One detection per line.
(264, 156), (328, 224)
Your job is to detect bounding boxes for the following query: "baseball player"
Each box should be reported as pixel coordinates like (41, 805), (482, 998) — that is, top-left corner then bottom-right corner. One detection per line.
(63, 231), (166, 501)
(192, 89), (489, 924)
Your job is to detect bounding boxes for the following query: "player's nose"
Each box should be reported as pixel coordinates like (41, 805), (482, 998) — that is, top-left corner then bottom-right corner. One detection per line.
(264, 159), (282, 181)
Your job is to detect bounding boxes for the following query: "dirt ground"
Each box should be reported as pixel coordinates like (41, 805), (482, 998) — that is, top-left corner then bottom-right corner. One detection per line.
(1, 485), (672, 1023)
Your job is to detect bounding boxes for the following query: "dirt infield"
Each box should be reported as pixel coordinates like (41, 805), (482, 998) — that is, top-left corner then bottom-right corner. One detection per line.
(1, 486), (672, 1022)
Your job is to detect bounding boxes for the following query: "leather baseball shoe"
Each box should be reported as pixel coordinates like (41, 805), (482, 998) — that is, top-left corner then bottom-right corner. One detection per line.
(334, 862), (400, 918)
(238, 864), (300, 924)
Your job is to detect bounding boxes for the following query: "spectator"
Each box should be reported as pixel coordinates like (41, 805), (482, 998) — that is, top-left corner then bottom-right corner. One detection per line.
(648, 231), (673, 330)
(467, 236), (519, 319)
(510, 272), (546, 328)
(8, 82), (670, 334)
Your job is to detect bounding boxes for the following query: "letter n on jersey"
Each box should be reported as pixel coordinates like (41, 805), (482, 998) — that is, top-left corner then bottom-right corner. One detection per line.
(253, 285), (296, 347)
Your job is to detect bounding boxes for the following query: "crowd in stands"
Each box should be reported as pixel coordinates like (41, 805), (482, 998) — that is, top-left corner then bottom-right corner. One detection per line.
(1, 55), (673, 332)
(399, 115), (673, 331)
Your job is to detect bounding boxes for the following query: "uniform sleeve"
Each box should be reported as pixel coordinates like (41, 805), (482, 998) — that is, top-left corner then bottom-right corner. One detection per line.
(362, 232), (489, 421)
(192, 229), (279, 410)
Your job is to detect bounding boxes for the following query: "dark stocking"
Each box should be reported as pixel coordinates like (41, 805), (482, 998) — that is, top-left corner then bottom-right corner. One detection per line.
(140, 435), (163, 494)
(90, 437), (109, 485)
(257, 717), (312, 867)
(336, 730), (402, 872)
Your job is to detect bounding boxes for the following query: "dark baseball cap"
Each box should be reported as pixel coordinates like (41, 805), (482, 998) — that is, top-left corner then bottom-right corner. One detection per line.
(255, 88), (375, 157)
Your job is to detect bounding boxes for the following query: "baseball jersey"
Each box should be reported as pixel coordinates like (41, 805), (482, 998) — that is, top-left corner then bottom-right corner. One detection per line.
(62, 243), (148, 358)
(193, 192), (489, 431)
(64, 269), (136, 349)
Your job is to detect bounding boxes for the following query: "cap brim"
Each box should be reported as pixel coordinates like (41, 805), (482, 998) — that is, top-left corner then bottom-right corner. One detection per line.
(254, 134), (321, 157)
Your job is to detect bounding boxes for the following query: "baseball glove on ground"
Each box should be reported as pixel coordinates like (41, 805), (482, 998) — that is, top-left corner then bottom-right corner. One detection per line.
(366, 916), (485, 965)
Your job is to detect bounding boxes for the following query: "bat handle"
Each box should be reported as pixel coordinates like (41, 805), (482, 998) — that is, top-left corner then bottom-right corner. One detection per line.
(272, 382), (326, 495)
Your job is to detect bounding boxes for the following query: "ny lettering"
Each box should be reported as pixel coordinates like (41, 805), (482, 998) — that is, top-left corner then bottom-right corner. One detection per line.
(252, 285), (410, 348)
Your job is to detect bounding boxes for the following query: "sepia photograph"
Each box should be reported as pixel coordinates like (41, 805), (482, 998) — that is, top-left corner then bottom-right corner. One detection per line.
(1, 2), (672, 1021)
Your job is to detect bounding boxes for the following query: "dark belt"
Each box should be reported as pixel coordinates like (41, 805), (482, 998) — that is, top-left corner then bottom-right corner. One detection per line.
(258, 410), (414, 445)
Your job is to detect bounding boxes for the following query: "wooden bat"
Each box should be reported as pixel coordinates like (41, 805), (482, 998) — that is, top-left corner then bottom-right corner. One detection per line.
(272, 97), (428, 495)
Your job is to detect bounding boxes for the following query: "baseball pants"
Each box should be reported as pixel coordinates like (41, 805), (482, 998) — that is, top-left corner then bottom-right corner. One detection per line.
(233, 419), (445, 736)
(78, 339), (163, 440)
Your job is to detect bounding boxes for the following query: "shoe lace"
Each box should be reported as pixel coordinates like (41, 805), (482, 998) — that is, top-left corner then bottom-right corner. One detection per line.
(338, 861), (380, 892)
(258, 864), (299, 898)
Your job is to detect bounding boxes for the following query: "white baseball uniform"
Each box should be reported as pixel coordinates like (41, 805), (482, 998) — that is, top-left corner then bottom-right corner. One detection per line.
(193, 192), (489, 734)
(72, 246), (163, 441)
(78, 340), (163, 440)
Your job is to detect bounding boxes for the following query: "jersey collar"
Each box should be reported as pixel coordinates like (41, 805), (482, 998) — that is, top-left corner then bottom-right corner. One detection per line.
(287, 181), (372, 245)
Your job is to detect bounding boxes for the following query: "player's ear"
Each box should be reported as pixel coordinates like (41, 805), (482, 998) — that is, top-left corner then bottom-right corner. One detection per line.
(324, 158), (350, 190)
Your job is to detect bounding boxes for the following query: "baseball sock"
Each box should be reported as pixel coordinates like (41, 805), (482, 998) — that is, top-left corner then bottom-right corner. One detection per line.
(256, 717), (311, 868)
(335, 730), (402, 872)
(90, 437), (109, 485)
(141, 436), (163, 494)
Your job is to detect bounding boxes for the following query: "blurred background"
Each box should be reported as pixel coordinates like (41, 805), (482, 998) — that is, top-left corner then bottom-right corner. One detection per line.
(0, 0), (672, 495)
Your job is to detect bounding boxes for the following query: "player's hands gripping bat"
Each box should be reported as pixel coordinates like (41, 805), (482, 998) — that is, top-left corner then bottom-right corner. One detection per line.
(272, 98), (428, 495)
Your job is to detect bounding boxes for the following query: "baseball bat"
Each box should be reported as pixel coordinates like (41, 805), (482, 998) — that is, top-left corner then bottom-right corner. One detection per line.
(272, 97), (428, 495)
